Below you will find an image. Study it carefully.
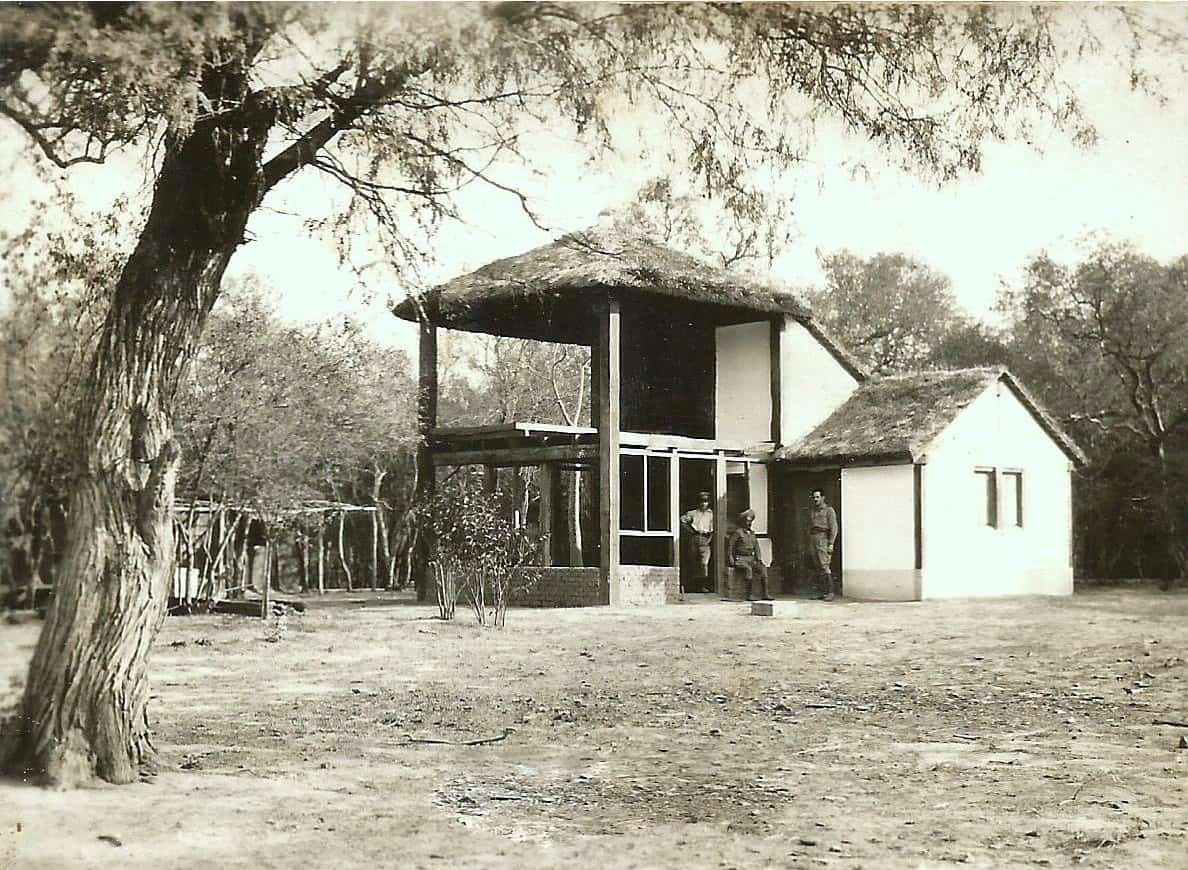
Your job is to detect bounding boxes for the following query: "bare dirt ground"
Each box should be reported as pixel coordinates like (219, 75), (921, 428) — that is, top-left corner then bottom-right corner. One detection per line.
(2, 588), (1186, 870)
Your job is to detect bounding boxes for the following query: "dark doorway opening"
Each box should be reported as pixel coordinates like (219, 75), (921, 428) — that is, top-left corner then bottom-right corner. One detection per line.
(771, 468), (842, 596)
(678, 457), (716, 593)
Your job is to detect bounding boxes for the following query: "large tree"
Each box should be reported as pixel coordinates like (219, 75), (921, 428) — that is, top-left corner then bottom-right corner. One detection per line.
(0, 2), (1138, 785)
(1002, 243), (1188, 583)
(806, 250), (967, 374)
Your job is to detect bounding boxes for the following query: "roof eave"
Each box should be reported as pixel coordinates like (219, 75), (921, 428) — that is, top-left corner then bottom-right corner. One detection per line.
(775, 449), (914, 468)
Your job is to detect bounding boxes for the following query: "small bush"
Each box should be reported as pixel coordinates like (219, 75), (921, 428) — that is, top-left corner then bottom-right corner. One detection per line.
(417, 468), (541, 626)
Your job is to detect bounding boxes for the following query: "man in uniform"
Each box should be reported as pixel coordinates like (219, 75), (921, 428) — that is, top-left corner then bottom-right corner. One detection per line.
(728, 508), (769, 601)
(680, 491), (714, 592)
(807, 489), (839, 600)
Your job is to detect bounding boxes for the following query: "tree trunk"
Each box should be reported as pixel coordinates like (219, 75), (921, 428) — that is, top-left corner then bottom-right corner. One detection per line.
(2, 84), (276, 785)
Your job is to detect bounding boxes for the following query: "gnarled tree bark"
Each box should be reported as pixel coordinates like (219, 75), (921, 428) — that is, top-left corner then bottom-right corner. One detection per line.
(2, 80), (277, 786)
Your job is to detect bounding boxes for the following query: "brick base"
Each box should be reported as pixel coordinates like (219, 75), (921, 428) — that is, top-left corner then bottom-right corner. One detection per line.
(512, 567), (601, 608)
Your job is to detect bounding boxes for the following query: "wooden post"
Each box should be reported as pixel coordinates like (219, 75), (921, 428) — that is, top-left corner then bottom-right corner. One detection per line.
(512, 466), (525, 528)
(261, 541), (272, 619)
(301, 534), (310, 592)
(317, 524), (325, 595)
(371, 508), (379, 591)
(597, 297), (622, 606)
(538, 462), (555, 567)
(338, 510), (352, 592)
(415, 316), (438, 602)
(770, 315), (784, 445)
(715, 453), (727, 597)
(670, 451), (681, 593)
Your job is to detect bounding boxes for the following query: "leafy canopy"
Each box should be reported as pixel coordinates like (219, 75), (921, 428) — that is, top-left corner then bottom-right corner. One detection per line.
(0, 3), (1113, 286)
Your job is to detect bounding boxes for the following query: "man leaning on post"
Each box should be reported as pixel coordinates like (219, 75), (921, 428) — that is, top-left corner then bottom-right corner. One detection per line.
(680, 490), (714, 592)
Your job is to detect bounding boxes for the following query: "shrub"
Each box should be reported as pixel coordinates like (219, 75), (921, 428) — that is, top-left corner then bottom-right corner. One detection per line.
(417, 468), (541, 626)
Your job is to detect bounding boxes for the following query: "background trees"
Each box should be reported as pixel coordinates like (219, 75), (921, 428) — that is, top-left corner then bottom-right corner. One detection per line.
(1001, 243), (1188, 583)
(806, 251), (968, 374)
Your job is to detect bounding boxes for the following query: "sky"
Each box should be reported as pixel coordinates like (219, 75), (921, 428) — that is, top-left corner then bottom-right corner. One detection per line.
(3, 4), (1187, 358)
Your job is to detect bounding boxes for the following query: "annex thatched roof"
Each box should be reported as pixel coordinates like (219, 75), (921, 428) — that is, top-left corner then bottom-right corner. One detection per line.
(392, 226), (812, 344)
(774, 367), (1086, 467)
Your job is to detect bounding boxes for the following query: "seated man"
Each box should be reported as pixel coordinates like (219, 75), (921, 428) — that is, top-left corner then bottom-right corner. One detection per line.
(727, 508), (769, 601)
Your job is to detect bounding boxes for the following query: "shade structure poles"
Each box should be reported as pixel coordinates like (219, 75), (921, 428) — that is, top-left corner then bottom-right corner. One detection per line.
(338, 509), (352, 592)
(371, 508), (379, 591)
(715, 454), (727, 597)
(597, 297), (622, 606)
(317, 525), (325, 595)
(670, 451), (681, 597)
(261, 541), (272, 619)
(538, 462), (555, 567)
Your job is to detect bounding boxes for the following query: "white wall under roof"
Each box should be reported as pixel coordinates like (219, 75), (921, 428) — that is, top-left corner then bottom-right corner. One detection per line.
(780, 317), (859, 445)
(715, 321), (772, 442)
(841, 464), (919, 601)
(921, 379), (1073, 598)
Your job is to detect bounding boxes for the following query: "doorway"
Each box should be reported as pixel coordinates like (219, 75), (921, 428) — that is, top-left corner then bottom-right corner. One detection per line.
(771, 468), (842, 596)
(678, 457), (716, 593)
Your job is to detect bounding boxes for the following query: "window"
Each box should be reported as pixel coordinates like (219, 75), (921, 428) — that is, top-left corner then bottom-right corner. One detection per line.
(976, 468), (1024, 529)
(1002, 471), (1023, 527)
(621, 454), (645, 531)
(619, 452), (671, 533)
(976, 468), (998, 528)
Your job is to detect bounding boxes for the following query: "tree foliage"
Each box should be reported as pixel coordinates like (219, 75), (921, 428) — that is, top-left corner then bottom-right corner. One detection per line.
(0, 200), (129, 601)
(175, 280), (416, 508)
(1001, 242), (1188, 581)
(438, 332), (589, 429)
(807, 250), (968, 374)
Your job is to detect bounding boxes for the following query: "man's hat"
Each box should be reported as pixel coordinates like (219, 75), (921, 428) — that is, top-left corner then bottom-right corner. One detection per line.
(739, 508), (756, 521)
(698, 491), (711, 500)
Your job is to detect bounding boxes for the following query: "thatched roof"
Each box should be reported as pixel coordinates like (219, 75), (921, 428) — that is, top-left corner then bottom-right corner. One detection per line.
(392, 227), (812, 343)
(774, 367), (1086, 467)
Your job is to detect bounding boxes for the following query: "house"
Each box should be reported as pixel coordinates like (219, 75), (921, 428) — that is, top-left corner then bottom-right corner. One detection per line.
(393, 227), (1085, 605)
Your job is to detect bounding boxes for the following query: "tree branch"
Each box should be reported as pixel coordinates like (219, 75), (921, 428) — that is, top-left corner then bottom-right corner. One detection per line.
(259, 61), (427, 195)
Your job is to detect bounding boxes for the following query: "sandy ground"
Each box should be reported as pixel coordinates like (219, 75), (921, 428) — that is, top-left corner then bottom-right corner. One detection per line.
(1, 588), (1186, 870)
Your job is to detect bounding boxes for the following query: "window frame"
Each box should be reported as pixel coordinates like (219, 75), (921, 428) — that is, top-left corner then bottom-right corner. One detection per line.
(975, 466), (998, 529)
(619, 449), (673, 536)
(1001, 469), (1024, 528)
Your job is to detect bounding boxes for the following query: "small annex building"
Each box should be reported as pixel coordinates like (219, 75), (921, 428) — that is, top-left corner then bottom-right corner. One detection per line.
(394, 227), (1085, 605)
(774, 368), (1086, 600)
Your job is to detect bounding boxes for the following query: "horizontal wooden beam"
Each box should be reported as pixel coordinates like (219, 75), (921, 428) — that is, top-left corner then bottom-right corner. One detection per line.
(432, 444), (599, 467)
(430, 421), (597, 441)
(620, 431), (776, 455)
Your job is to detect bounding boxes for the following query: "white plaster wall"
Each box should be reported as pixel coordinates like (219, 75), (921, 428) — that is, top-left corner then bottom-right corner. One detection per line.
(749, 463), (769, 535)
(780, 317), (859, 443)
(715, 321), (771, 442)
(921, 381), (1074, 598)
(840, 465), (919, 601)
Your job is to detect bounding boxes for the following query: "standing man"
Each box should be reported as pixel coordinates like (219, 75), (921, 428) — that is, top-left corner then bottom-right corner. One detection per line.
(681, 490), (714, 592)
(728, 508), (769, 601)
(807, 489), (839, 600)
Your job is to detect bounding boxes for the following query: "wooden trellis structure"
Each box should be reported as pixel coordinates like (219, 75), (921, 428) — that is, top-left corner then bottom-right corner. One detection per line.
(172, 499), (382, 614)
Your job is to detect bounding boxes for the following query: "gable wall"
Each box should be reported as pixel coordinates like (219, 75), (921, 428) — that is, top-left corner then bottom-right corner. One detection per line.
(779, 317), (860, 444)
(715, 320), (772, 442)
(920, 381), (1073, 598)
